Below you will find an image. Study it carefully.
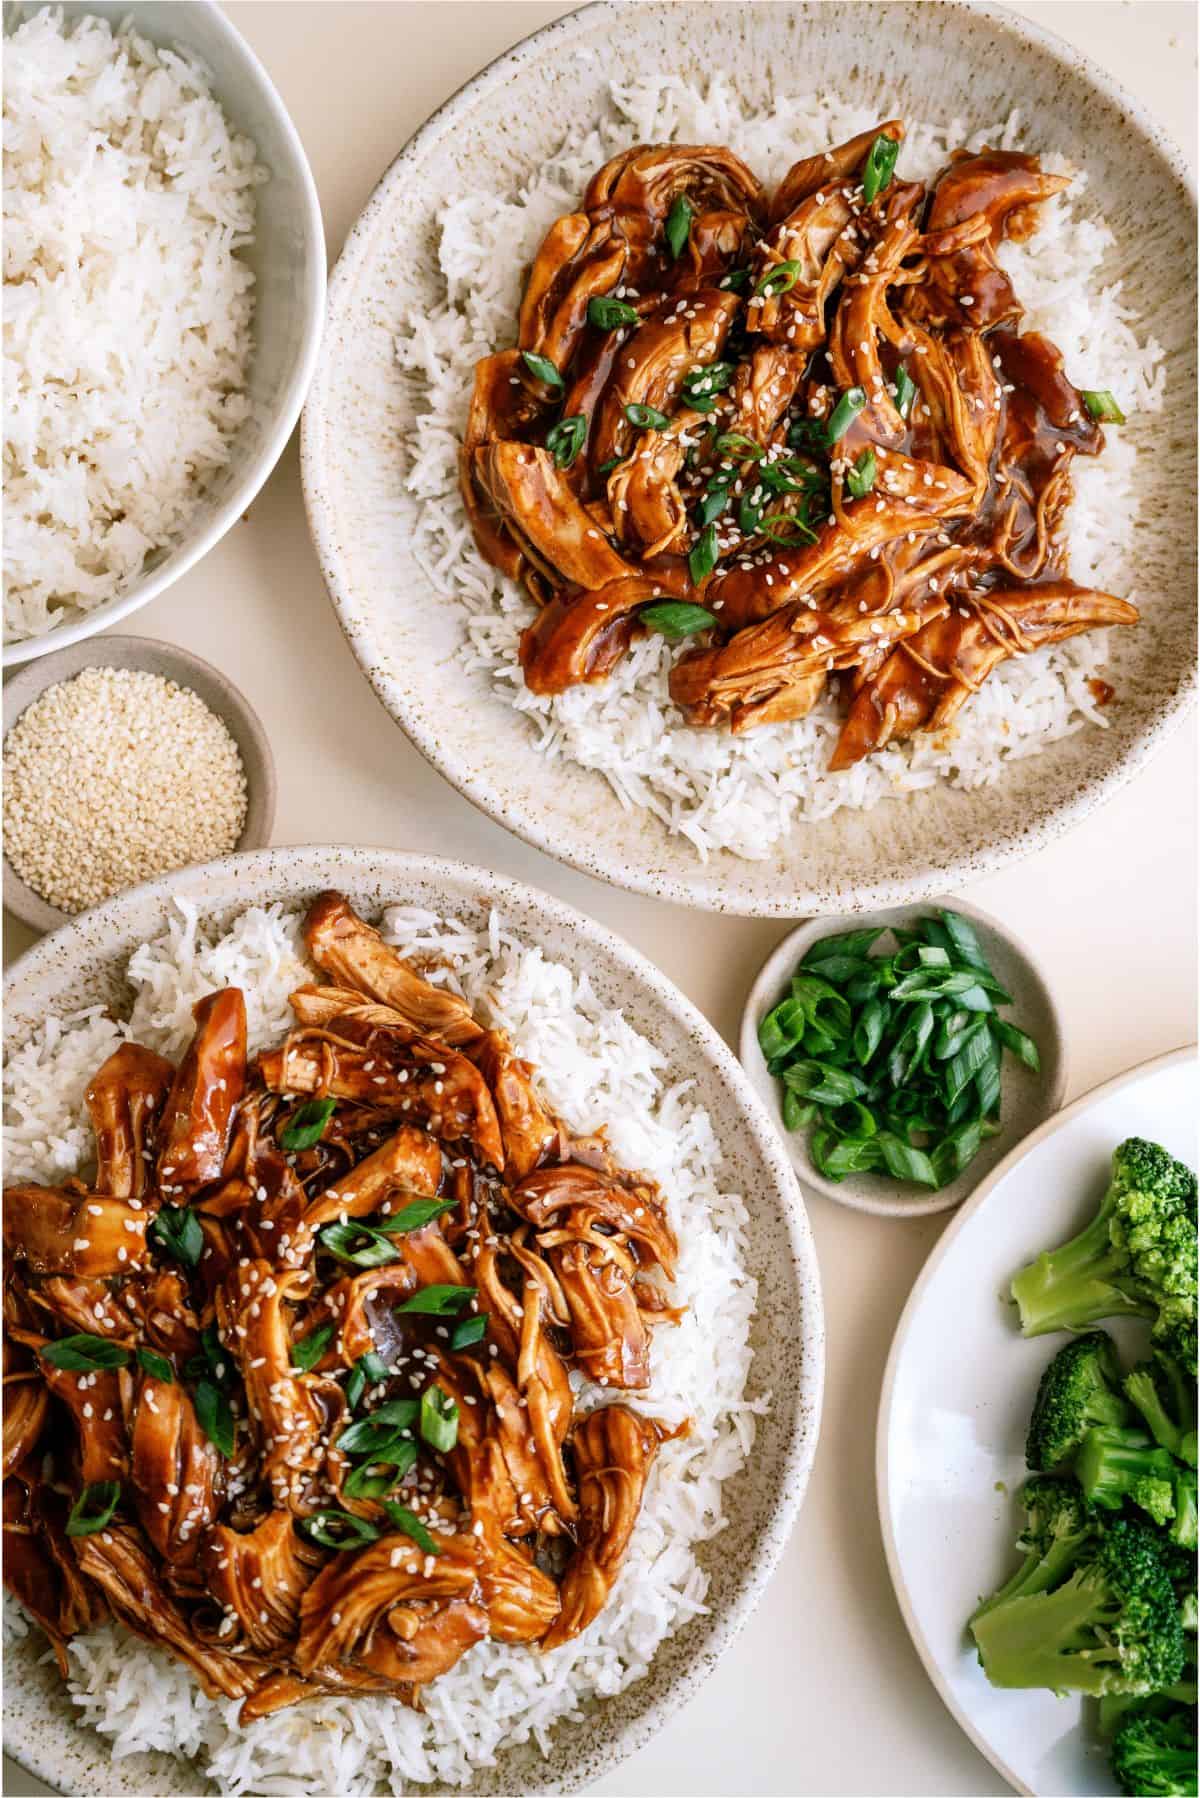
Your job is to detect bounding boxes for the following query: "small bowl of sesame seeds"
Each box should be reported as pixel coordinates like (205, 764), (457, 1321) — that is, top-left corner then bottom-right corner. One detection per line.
(3, 636), (276, 932)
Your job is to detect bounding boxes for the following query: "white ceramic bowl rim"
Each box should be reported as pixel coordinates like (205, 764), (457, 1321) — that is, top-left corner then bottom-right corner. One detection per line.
(3, 0), (327, 669)
(874, 1043), (1196, 1796)
(3, 844), (825, 1797)
(301, 0), (1197, 918)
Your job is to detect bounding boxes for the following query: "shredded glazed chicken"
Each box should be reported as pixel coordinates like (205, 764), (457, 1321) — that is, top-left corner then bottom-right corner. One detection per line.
(461, 125), (1138, 764)
(2, 894), (682, 1715)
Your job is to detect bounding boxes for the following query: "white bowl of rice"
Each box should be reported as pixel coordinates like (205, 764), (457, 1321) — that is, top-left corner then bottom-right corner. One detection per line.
(2, 1), (326, 664)
(2, 845), (823, 1797)
(302, 0), (1196, 917)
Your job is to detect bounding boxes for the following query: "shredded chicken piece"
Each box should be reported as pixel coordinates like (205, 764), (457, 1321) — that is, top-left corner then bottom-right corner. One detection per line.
(831, 581), (1139, 767)
(541, 1406), (667, 1649)
(4, 895), (682, 1711)
(460, 120), (1133, 756)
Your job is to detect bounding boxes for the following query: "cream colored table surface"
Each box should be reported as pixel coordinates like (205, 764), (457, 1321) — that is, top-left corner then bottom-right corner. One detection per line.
(3, 2), (1196, 1794)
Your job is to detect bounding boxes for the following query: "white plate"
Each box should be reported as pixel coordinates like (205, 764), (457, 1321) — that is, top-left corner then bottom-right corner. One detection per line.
(877, 1047), (1197, 1797)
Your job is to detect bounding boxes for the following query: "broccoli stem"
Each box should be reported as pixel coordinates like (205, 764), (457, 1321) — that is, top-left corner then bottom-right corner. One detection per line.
(1011, 1196), (1156, 1336)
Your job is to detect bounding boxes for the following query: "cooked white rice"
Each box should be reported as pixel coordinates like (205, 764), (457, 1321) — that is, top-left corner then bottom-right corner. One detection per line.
(3, 7), (263, 644)
(396, 76), (1165, 862)
(3, 897), (761, 1794)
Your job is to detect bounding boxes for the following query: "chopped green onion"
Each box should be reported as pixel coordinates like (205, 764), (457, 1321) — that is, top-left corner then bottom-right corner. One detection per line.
(420, 1384), (459, 1453)
(545, 413), (587, 469)
(781, 1089), (814, 1133)
(825, 387), (867, 444)
(278, 1096), (337, 1152)
(688, 523), (719, 586)
(376, 1199), (456, 1235)
(587, 295), (639, 331)
(149, 1205), (204, 1271)
(939, 909), (992, 973)
(291, 1322), (334, 1372)
(65, 1481), (121, 1538)
(301, 1509), (381, 1550)
(738, 489), (764, 536)
(624, 402), (671, 431)
(681, 361), (735, 413)
(449, 1313), (489, 1351)
(665, 194), (694, 260)
(894, 365), (917, 420)
(754, 258), (801, 298)
(1082, 389), (1125, 424)
(862, 132), (900, 204)
(992, 1018), (1041, 1072)
(696, 477), (733, 526)
(136, 1347), (174, 1383)
(640, 601), (716, 640)
(714, 434), (762, 460)
(521, 350), (563, 389)
(194, 1379), (235, 1458)
(382, 1501), (437, 1556)
(318, 1220), (401, 1269)
(759, 512), (818, 546)
(876, 1131), (938, 1187)
(346, 1351), (391, 1410)
(597, 455), (625, 477)
(718, 266), (751, 291)
(787, 417), (829, 453)
(42, 1334), (131, 1372)
(761, 910), (1041, 1191)
(846, 448), (877, 499)
(344, 1458), (409, 1501)
(394, 1285), (476, 1317)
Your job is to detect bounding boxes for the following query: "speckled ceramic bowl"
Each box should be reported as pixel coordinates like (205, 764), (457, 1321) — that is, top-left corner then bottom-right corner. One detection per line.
(2, 635), (277, 933)
(739, 897), (1067, 1218)
(2, 847), (823, 1798)
(302, 0), (1196, 918)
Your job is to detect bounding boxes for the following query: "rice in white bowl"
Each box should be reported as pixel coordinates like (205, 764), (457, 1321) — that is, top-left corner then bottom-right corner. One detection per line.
(2, 896), (762, 1795)
(396, 76), (1165, 862)
(2, 7), (264, 644)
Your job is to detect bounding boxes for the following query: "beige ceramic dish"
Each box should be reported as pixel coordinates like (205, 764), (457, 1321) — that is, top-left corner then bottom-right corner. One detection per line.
(2, 636), (277, 933)
(739, 898), (1067, 1218)
(2, 846), (823, 1797)
(302, 0), (1196, 918)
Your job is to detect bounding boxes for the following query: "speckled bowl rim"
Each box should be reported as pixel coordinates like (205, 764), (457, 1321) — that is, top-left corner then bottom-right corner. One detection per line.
(300, 0), (1197, 919)
(3, 844), (825, 1798)
(2, 635), (278, 934)
(2, 0), (327, 670)
(738, 895), (1069, 1218)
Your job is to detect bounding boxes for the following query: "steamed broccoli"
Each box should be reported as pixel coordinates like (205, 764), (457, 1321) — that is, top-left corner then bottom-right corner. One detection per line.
(1011, 1138), (1197, 1339)
(1110, 1706), (1198, 1797)
(1026, 1333), (1134, 1471)
(970, 1515), (1185, 1696)
(1072, 1428), (1196, 1544)
(1127, 1354), (1200, 1466)
(970, 1477), (1098, 1623)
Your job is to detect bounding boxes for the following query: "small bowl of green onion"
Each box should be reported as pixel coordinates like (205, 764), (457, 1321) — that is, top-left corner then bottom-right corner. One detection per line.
(739, 899), (1067, 1217)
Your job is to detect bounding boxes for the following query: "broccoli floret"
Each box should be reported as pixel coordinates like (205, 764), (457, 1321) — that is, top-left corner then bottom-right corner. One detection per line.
(1026, 1332), (1134, 1471)
(1126, 1354), (1199, 1468)
(1074, 1428), (1191, 1535)
(970, 1477), (1098, 1622)
(1170, 1470), (1199, 1554)
(971, 1515), (1185, 1696)
(1011, 1138), (1196, 1339)
(1110, 1706), (1198, 1797)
